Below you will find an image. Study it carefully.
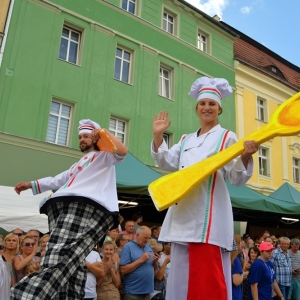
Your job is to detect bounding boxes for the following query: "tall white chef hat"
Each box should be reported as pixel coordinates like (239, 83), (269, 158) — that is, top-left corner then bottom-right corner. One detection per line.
(78, 119), (101, 134)
(188, 76), (233, 106)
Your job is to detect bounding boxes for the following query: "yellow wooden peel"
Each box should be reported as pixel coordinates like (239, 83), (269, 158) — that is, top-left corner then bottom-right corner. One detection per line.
(96, 129), (117, 153)
(149, 92), (300, 211)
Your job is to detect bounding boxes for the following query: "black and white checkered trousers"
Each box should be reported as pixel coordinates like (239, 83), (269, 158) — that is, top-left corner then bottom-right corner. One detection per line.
(11, 201), (116, 300)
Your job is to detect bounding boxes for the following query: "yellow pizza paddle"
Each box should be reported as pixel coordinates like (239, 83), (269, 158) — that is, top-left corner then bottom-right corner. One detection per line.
(149, 92), (300, 211)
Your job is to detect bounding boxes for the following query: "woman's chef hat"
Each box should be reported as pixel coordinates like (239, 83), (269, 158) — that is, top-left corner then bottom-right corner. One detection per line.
(188, 76), (233, 106)
(78, 119), (101, 134)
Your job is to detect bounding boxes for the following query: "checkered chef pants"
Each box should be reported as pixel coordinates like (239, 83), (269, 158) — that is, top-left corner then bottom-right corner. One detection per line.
(11, 201), (116, 300)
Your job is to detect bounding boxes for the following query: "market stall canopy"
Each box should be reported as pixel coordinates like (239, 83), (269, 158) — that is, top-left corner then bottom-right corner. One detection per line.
(227, 181), (300, 214)
(269, 182), (300, 204)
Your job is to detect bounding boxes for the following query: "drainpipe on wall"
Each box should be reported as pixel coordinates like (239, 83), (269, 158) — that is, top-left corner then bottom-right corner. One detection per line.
(0, 0), (15, 69)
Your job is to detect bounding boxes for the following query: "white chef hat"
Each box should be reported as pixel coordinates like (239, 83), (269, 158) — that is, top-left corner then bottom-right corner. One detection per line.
(188, 76), (233, 106)
(78, 119), (101, 134)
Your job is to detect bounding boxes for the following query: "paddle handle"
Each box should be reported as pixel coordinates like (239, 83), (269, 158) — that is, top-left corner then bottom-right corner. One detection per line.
(149, 124), (276, 211)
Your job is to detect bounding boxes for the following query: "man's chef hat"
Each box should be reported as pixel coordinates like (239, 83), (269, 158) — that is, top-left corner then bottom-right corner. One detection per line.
(188, 76), (233, 106)
(78, 119), (101, 134)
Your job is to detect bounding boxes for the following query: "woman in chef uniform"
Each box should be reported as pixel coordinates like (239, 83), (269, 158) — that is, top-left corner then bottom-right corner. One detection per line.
(151, 77), (259, 300)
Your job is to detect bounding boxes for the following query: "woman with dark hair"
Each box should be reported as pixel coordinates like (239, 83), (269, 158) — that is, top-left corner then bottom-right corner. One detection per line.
(243, 246), (260, 299)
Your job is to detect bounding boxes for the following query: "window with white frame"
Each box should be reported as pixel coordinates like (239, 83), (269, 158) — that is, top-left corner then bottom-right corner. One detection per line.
(114, 47), (132, 84)
(257, 97), (267, 122)
(293, 157), (300, 183)
(109, 117), (127, 144)
(122, 0), (136, 14)
(163, 11), (175, 34)
(258, 147), (269, 176)
(46, 100), (72, 146)
(59, 26), (81, 65)
(197, 32), (208, 53)
(159, 64), (172, 99)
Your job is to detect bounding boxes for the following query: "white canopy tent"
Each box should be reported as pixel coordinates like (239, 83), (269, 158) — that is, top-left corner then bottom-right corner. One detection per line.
(0, 185), (51, 233)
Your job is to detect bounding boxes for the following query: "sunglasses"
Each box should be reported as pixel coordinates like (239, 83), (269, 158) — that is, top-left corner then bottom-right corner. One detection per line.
(22, 243), (35, 247)
(0, 245), (4, 250)
(14, 233), (23, 236)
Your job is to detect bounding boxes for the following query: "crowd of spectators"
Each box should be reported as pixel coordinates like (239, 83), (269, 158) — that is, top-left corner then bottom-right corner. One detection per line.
(1, 221), (299, 300)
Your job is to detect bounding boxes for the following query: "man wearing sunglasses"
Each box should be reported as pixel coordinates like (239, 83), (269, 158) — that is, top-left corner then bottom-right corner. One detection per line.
(11, 119), (127, 300)
(12, 228), (24, 243)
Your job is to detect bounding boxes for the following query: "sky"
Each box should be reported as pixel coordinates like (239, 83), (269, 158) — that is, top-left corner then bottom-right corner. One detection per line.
(185, 0), (300, 68)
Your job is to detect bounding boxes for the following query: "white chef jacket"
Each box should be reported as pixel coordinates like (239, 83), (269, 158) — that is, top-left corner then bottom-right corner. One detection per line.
(151, 124), (253, 250)
(31, 150), (124, 214)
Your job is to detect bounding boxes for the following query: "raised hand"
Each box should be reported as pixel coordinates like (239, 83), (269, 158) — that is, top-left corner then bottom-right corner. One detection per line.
(153, 111), (171, 136)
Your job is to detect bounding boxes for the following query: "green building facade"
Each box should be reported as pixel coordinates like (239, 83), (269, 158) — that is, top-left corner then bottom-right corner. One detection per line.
(0, 0), (236, 185)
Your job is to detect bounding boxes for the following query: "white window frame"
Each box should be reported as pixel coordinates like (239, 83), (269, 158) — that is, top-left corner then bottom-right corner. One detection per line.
(109, 116), (128, 145)
(163, 132), (172, 148)
(197, 31), (208, 53)
(159, 64), (173, 99)
(257, 97), (267, 122)
(258, 147), (270, 176)
(58, 25), (82, 65)
(121, 0), (136, 14)
(293, 157), (300, 184)
(114, 46), (133, 84)
(163, 9), (176, 35)
(46, 99), (73, 146)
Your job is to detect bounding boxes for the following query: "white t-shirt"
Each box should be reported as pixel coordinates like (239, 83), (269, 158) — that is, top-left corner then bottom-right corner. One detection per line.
(84, 251), (101, 299)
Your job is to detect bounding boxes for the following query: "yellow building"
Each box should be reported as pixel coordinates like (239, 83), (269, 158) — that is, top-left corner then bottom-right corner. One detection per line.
(232, 28), (300, 195)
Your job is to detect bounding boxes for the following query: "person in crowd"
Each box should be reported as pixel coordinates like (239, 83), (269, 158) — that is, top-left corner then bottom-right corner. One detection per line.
(151, 76), (258, 300)
(243, 234), (251, 251)
(39, 234), (50, 257)
(151, 242), (171, 299)
(120, 220), (136, 240)
(84, 250), (103, 300)
(12, 228), (25, 244)
(270, 237), (292, 299)
(151, 227), (158, 239)
(104, 228), (119, 244)
(96, 240), (121, 300)
(114, 234), (130, 262)
(273, 239), (279, 249)
(288, 238), (300, 300)
(24, 261), (40, 276)
(231, 248), (244, 300)
(120, 226), (159, 300)
(264, 237), (273, 244)
(2, 233), (19, 263)
(235, 234), (245, 266)
(248, 242), (283, 300)
(27, 229), (40, 245)
(259, 231), (271, 243)
(151, 226), (161, 242)
(0, 237), (16, 293)
(11, 119), (127, 299)
(13, 235), (41, 283)
(118, 214), (124, 232)
(132, 213), (143, 234)
(243, 246), (260, 300)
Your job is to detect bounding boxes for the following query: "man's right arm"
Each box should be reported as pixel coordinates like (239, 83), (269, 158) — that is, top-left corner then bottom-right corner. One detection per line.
(120, 252), (150, 275)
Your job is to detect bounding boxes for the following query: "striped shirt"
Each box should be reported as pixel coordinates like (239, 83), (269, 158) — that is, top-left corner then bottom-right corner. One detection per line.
(270, 248), (292, 286)
(288, 249), (300, 280)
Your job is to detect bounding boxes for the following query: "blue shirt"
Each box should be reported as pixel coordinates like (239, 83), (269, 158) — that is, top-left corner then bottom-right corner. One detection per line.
(248, 259), (276, 300)
(270, 248), (292, 286)
(232, 257), (243, 300)
(120, 240), (154, 294)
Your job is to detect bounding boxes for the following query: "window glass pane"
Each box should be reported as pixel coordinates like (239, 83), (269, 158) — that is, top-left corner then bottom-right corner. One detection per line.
(114, 58), (121, 80)
(116, 48), (122, 58)
(59, 38), (68, 61)
(169, 23), (173, 34)
(71, 31), (79, 42)
(122, 61), (129, 83)
(117, 133), (124, 142)
(117, 121), (125, 131)
(50, 101), (60, 114)
(109, 118), (116, 129)
(62, 28), (69, 38)
(57, 118), (69, 145)
(164, 79), (170, 98)
(68, 42), (78, 64)
(163, 69), (169, 79)
(62, 104), (71, 117)
(123, 51), (130, 61)
(46, 115), (58, 143)
(122, 0), (127, 10)
(128, 2), (135, 13)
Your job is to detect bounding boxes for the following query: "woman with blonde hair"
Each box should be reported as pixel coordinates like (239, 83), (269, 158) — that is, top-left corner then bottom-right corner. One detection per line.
(13, 235), (40, 283)
(97, 240), (121, 300)
(39, 234), (50, 257)
(3, 233), (19, 263)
